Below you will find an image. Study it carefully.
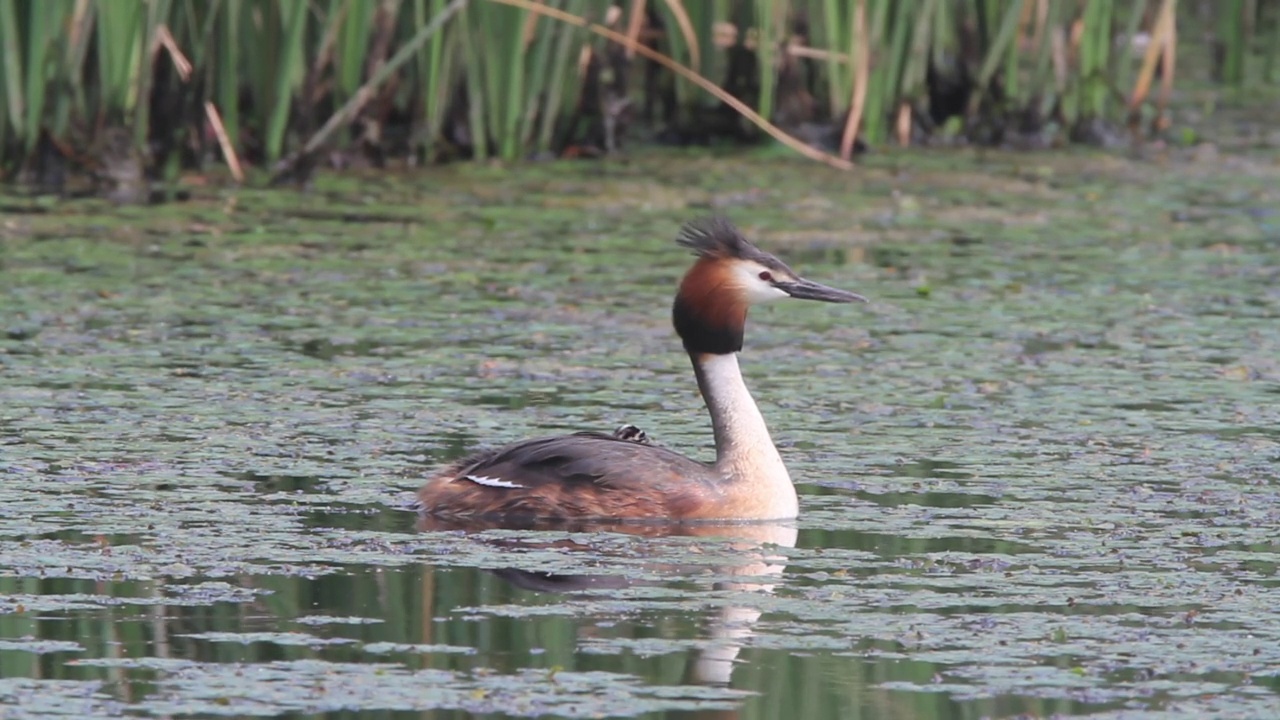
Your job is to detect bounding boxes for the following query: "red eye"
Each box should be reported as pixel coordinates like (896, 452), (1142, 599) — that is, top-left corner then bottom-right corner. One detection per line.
(758, 271), (773, 281)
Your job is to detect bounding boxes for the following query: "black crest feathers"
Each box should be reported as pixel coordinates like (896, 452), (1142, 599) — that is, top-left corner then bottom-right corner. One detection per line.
(676, 217), (757, 260)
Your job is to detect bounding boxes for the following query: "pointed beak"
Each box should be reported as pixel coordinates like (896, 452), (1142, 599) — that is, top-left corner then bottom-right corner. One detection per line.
(775, 278), (868, 304)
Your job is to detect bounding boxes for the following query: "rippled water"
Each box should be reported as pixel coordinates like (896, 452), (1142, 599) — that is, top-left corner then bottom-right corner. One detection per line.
(2, 149), (1279, 718)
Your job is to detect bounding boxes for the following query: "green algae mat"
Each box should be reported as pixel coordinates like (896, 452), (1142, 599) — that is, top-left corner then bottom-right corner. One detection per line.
(2, 147), (1279, 718)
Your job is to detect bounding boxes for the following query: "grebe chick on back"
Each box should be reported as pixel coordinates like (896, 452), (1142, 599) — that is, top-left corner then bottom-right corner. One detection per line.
(417, 217), (867, 524)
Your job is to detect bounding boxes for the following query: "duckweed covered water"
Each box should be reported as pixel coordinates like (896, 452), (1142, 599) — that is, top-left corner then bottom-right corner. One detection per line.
(2, 147), (1279, 718)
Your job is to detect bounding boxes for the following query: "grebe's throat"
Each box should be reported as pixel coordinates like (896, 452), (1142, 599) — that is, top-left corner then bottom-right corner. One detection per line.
(691, 352), (796, 515)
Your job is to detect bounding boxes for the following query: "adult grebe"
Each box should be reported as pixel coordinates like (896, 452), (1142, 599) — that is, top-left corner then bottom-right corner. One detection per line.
(417, 217), (866, 523)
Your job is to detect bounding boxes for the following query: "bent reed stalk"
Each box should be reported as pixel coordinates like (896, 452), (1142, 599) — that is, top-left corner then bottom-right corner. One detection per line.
(0, 0), (1272, 181)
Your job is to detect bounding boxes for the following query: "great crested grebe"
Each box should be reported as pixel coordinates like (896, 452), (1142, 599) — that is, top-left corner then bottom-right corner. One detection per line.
(417, 217), (866, 523)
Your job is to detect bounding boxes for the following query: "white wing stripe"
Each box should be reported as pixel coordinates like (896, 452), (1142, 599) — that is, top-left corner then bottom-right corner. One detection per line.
(463, 474), (525, 489)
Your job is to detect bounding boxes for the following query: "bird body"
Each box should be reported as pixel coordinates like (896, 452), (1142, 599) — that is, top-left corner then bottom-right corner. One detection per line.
(417, 218), (865, 524)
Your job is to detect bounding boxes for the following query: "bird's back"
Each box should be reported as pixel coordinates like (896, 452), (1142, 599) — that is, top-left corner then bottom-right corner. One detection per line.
(417, 432), (727, 523)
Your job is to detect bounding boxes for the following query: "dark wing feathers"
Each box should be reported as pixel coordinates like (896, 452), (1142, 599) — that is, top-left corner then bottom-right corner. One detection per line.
(420, 433), (723, 521)
(460, 432), (708, 489)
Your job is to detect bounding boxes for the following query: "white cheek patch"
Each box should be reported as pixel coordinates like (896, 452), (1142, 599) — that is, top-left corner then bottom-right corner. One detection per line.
(463, 475), (525, 489)
(746, 283), (789, 304)
(734, 263), (790, 304)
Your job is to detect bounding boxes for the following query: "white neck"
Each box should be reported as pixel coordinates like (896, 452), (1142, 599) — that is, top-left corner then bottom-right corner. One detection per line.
(692, 353), (798, 518)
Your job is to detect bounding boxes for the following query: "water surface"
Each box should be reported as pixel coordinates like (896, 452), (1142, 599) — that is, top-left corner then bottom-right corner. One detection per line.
(2, 148), (1279, 718)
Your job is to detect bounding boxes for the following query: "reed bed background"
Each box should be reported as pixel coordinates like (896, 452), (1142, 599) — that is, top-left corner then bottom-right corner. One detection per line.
(0, 0), (1275, 185)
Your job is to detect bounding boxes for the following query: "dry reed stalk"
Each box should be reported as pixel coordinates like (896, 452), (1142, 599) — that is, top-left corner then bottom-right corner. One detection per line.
(1029, 0), (1049, 57)
(1156, 3), (1176, 133)
(271, 0), (471, 182)
(625, 0), (646, 59)
(788, 44), (851, 64)
(521, 4), (539, 46)
(662, 0), (700, 70)
(205, 101), (244, 182)
(1128, 0), (1176, 131)
(839, 0), (867, 161)
(489, 0), (855, 170)
(154, 25), (191, 80)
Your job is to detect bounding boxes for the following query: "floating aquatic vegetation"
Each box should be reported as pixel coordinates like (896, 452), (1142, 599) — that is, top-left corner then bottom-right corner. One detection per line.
(1, 154), (1279, 717)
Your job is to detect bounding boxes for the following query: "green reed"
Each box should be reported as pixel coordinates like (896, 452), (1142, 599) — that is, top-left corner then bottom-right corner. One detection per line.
(0, 0), (1274, 176)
